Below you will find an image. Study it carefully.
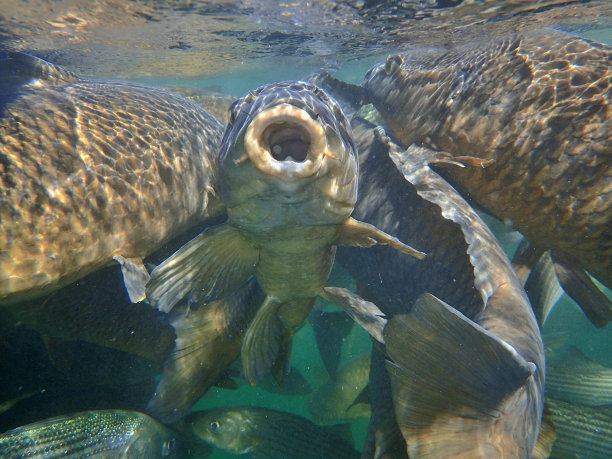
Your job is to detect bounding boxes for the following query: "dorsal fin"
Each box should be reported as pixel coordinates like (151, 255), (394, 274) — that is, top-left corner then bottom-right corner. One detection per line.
(0, 51), (80, 93)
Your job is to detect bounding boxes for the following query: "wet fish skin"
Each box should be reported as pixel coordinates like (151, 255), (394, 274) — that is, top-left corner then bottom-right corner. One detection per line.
(363, 30), (612, 321)
(188, 406), (360, 459)
(0, 51), (225, 305)
(333, 119), (544, 458)
(147, 81), (423, 386)
(0, 410), (181, 458)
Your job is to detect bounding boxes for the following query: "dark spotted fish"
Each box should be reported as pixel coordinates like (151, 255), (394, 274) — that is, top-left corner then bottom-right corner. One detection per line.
(147, 81), (424, 386)
(323, 118), (544, 458)
(0, 410), (181, 458)
(363, 29), (612, 326)
(0, 51), (225, 305)
(188, 406), (360, 459)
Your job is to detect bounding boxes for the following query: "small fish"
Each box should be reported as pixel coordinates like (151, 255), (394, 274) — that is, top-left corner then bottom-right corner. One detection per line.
(187, 406), (360, 459)
(0, 390), (41, 416)
(324, 118), (544, 457)
(147, 81), (424, 385)
(309, 353), (371, 424)
(0, 51), (225, 305)
(363, 30), (612, 326)
(546, 346), (612, 406)
(0, 410), (181, 458)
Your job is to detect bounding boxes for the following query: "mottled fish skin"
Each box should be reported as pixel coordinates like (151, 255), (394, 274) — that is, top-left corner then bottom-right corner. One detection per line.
(0, 52), (225, 304)
(0, 410), (181, 458)
(188, 406), (360, 459)
(363, 29), (612, 294)
(337, 119), (545, 458)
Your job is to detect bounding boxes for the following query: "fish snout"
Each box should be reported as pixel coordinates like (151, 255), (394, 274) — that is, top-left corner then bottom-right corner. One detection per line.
(244, 103), (334, 180)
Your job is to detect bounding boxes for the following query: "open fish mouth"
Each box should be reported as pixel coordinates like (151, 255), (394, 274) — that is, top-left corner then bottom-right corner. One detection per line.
(244, 103), (334, 179)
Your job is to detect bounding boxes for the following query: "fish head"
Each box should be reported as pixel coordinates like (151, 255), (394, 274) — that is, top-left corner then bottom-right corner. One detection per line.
(219, 81), (358, 229)
(123, 415), (182, 457)
(188, 408), (256, 455)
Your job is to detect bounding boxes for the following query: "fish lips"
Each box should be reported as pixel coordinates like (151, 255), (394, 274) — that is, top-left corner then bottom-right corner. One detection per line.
(243, 103), (334, 181)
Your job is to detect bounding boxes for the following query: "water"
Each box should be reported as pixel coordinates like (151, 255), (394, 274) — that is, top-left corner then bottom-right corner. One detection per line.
(1, 1), (611, 458)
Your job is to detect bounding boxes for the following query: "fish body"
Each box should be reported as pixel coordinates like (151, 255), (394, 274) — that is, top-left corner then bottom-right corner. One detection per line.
(188, 406), (360, 459)
(326, 118), (545, 457)
(546, 346), (612, 406)
(0, 51), (225, 304)
(546, 398), (612, 459)
(147, 81), (423, 385)
(363, 30), (612, 322)
(0, 410), (180, 458)
(309, 353), (371, 424)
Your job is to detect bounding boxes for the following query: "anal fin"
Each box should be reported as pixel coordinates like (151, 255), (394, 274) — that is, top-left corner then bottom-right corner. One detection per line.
(113, 256), (150, 303)
(242, 296), (292, 386)
(146, 224), (258, 312)
(338, 217), (426, 260)
(385, 293), (536, 428)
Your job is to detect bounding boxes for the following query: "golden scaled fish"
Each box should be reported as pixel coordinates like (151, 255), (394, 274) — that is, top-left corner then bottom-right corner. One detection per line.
(0, 52), (225, 305)
(362, 29), (612, 326)
(146, 81), (424, 385)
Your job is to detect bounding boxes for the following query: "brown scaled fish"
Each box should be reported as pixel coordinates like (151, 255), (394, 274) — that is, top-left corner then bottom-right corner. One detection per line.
(0, 52), (225, 304)
(363, 29), (612, 326)
(146, 81), (424, 385)
(325, 118), (544, 458)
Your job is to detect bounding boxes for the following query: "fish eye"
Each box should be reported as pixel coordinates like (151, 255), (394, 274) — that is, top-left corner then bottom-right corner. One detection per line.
(162, 438), (176, 456)
(210, 421), (220, 432)
(384, 55), (403, 76)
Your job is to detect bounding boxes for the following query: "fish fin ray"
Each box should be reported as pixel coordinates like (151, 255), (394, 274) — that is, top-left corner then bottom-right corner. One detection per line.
(146, 224), (258, 312)
(338, 217), (425, 260)
(385, 293), (536, 428)
(320, 287), (386, 344)
(113, 255), (150, 303)
(147, 281), (261, 422)
(242, 296), (287, 385)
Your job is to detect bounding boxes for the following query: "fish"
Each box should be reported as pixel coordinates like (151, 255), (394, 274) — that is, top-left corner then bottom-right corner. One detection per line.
(362, 29), (612, 326)
(545, 397), (612, 459)
(0, 265), (176, 366)
(146, 81), (424, 385)
(322, 118), (544, 457)
(546, 346), (612, 406)
(0, 410), (181, 458)
(165, 85), (237, 123)
(309, 353), (371, 424)
(187, 406), (360, 459)
(146, 279), (264, 423)
(0, 51), (225, 305)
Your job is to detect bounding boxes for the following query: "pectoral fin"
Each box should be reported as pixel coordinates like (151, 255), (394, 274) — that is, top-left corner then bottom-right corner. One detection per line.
(338, 217), (426, 260)
(320, 286), (387, 344)
(242, 296), (293, 386)
(113, 256), (150, 303)
(146, 224), (258, 312)
(385, 293), (536, 429)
